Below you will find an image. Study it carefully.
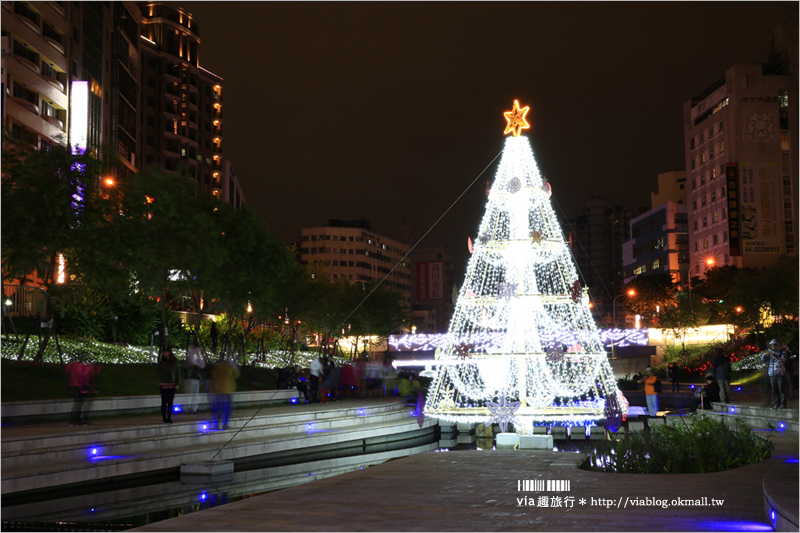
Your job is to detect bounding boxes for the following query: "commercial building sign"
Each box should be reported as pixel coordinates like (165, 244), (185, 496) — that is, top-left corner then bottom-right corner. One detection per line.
(416, 261), (444, 301)
(739, 162), (782, 254)
(726, 164), (741, 256)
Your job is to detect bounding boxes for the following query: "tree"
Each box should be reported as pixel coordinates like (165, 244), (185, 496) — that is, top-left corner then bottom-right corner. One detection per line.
(658, 296), (712, 364)
(624, 273), (676, 326)
(114, 166), (216, 348)
(210, 203), (294, 362)
(1, 140), (116, 361)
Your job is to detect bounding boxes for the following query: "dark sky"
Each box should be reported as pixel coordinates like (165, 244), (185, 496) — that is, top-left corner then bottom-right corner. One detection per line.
(179, 1), (795, 271)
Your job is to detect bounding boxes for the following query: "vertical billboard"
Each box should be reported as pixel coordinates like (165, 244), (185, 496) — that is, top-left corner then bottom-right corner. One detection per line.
(725, 164), (741, 256)
(70, 80), (89, 155)
(416, 261), (444, 300)
(739, 162), (782, 254)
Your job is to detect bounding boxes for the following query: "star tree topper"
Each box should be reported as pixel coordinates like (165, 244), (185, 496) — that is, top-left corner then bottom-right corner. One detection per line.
(503, 99), (530, 137)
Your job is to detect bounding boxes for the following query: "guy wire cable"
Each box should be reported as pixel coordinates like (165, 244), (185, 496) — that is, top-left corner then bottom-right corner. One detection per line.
(333, 149), (503, 335)
(210, 149), (503, 462)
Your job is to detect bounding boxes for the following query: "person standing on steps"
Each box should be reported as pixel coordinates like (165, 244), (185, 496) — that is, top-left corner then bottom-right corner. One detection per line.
(762, 339), (788, 410)
(157, 347), (181, 424)
(713, 348), (732, 404)
(638, 366), (659, 417)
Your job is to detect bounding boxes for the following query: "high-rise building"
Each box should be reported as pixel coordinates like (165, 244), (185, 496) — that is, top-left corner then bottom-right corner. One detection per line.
(138, 2), (243, 204)
(298, 219), (412, 306)
(683, 19), (798, 273)
(622, 171), (689, 285)
(2, 1), (138, 162)
(564, 196), (646, 317)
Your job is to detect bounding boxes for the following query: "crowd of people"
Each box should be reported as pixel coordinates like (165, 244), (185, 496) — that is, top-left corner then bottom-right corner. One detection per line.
(633, 336), (796, 416)
(278, 354), (421, 403)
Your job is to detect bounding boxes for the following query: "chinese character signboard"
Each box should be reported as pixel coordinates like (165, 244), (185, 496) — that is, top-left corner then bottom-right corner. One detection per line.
(416, 261), (444, 300)
(739, 162), (782, 254)
(726, 164), (741, 256)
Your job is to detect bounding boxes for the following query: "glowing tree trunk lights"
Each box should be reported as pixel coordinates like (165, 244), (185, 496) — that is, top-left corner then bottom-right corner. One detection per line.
(423, 101), (627, 433)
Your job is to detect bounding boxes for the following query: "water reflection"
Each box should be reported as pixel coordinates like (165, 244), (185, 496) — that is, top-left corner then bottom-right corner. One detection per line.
(2, 433), (437, 529)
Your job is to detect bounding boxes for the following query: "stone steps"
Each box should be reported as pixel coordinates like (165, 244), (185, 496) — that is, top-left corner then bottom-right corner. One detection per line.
(1, 398), (434, 496)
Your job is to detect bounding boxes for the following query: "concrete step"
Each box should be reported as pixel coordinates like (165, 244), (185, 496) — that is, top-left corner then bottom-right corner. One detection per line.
(1, 401), (410, 464)
(2, 406), (436, 495)
(1, 408), (413, 469)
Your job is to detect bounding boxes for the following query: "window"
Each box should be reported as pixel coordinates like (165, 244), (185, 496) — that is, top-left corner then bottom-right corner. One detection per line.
(709, 146), (714, 159)
(703, 216), (708, 228)
(693, 200), (697, 210)
(703, 237), (708, 249)
(690, 138), (695, 149)
(692, 159), (696, 170)
(652, 259), (660, 269)
(700, 132), (704, 143)
(719, 120), (724, 131)
(711, 190), (717, 202)
(695, 241), (699, 252)
(694, 220), (698, 231)
(711, 168), (716, 180)
(719, 141), (724, 153)
(713, 234), (718, 245)
(712, 211), (718, 223)
(723, 231), (728, 242)
(701, 195), (707, 207)
(701, 152), (707, 163)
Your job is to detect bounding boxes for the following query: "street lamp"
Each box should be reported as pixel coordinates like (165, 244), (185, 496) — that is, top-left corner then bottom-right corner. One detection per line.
(612, 289), (635, 325)
(687, 257), (715, 298)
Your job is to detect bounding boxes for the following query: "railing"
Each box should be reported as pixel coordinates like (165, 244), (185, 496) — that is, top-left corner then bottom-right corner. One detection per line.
(2, 285), (45, 318)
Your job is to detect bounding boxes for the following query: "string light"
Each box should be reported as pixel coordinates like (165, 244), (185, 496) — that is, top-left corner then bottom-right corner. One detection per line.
(425, 108), (625, 432)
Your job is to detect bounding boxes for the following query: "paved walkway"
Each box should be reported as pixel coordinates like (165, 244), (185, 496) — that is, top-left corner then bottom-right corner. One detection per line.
(3, 385), (797, 532)
(130, 431), (797, 532)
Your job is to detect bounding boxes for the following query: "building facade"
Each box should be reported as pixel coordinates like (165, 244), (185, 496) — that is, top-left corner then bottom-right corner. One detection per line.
(683, 19), (798, 273)
(2, 1), (245, 205)
(298, 219), (412, 307)
(409, 246), (455, 333)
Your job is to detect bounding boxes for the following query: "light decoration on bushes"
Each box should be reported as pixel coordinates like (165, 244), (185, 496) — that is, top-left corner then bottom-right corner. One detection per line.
(424, 101), (625, 432)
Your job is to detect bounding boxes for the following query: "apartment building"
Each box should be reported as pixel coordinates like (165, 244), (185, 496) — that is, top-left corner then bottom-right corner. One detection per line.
(298, 219), (412, 307)
(683, 19), (798, 272)
(2, 1), (245, 205)
(622, 171), (689, 285)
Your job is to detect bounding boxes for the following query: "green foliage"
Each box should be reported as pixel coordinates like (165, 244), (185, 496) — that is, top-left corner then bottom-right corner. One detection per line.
(624, 273), (676, 325)
(581, 415), (774, 474)
(616, 375), (639, 391)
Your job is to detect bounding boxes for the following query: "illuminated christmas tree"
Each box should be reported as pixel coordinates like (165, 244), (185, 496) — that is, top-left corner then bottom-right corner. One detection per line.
(424, 100), (627, 433)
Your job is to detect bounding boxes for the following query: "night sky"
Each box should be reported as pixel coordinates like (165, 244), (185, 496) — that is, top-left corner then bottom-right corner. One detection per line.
(178, 1), (795, 271)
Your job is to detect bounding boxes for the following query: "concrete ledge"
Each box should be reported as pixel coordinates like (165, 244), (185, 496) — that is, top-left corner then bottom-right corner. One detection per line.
(763, 461), (799, 532)
(519, 434), (552, 449)
(495, 433), (519, 450)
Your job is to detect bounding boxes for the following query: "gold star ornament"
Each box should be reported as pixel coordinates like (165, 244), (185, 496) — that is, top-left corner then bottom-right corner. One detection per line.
(503, 99), (530, 137)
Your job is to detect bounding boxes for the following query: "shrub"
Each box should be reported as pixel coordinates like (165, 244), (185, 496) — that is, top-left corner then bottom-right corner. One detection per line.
(580, 414), (774, 474)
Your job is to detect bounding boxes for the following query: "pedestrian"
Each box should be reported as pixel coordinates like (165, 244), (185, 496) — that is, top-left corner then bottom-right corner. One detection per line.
(713, 348), (732, 403)
(321, 355), (341, 401)
(309, 354), (325, 403)
(638, 366), (659, 417)
(761, 339), (787, 410)
(157, 347), (181, 424)
(183, 345), (205, 413)
(211, 355), (239, 430)
(668, 363), (680, 392)
(65, 351), (100, 426)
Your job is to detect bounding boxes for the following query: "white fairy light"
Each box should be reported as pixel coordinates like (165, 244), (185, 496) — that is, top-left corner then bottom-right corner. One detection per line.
(424, 105), (626, 433)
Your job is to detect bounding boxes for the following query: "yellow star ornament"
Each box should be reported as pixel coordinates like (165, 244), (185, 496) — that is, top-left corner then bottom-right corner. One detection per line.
(503, 99), (530, 137)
